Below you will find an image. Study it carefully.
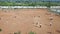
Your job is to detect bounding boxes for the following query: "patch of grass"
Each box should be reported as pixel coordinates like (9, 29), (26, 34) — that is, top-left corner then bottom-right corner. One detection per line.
(0, 28), (2, 32)
(29, 31), (36, 34)
(14, 32), (17, 34)
(14, 31), (21, 34)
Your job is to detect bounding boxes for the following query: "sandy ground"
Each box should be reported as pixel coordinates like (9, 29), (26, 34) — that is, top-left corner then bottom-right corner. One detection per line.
(0, 8), (60, 34)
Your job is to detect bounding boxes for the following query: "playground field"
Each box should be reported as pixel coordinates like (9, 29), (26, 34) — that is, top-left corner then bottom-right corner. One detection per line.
(0, 8), (60, 34)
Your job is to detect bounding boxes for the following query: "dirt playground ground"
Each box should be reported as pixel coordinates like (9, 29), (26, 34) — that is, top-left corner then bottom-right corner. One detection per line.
(0, 8), (60, 34)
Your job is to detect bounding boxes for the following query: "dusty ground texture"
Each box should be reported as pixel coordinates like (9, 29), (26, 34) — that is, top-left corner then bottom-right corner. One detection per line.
(0, 8), (60, 34)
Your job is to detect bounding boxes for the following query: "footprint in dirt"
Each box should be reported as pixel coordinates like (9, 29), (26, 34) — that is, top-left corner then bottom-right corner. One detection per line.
(56, 30), (60, 33)
(47, 32), (52, 34)
(0, 18), (1, 20)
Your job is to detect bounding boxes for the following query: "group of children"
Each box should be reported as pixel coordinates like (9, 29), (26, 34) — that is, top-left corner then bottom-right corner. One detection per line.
(33, 13), (53, 28)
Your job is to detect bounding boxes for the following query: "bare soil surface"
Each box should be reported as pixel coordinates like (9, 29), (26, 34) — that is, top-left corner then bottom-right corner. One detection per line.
(0, 8), (60, 34)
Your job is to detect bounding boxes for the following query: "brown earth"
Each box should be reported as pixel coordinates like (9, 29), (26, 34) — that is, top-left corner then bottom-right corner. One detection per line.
(0, 8), (60, 34)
